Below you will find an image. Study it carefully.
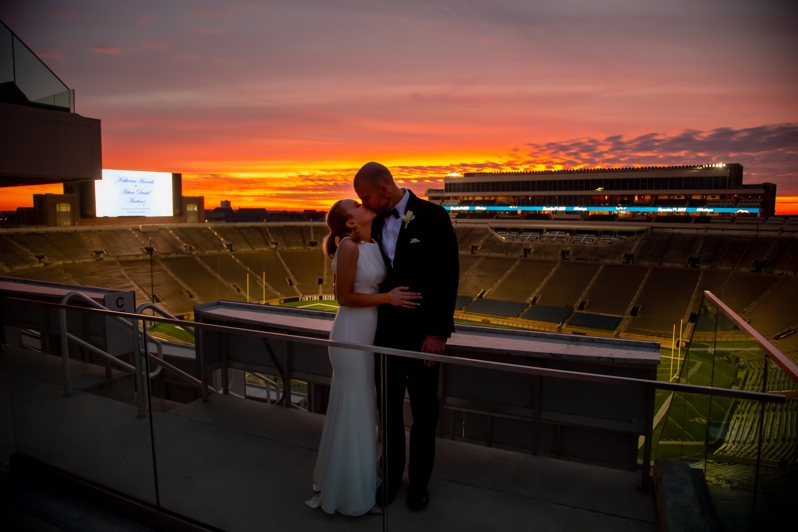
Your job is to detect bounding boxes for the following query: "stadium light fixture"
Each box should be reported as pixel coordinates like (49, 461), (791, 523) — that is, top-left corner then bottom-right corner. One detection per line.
(145, 241), (155, 303)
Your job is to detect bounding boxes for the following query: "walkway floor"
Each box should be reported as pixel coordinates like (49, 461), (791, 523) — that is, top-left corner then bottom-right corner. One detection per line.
(2, 348), (658, 531)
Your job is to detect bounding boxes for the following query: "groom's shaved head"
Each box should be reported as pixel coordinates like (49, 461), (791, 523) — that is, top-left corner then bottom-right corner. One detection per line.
(353, 162), (403, 214)
(353, 162), (395, 188)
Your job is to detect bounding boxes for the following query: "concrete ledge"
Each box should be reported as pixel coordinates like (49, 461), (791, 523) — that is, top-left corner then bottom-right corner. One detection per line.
(654, 460), (720, 532)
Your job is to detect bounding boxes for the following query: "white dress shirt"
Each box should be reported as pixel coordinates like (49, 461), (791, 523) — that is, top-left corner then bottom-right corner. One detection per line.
(381, 190), (410, 267)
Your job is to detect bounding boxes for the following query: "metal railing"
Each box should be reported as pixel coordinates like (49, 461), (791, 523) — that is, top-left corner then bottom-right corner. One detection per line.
(57, 292), (216, 417)
(8, 295), (787, 492)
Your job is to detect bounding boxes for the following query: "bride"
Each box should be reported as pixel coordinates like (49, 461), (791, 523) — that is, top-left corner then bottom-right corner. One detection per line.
(306, 199), (420, 516)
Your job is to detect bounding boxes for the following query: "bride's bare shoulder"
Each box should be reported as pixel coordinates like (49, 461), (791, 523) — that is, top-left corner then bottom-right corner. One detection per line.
(337, 237), (359, 259)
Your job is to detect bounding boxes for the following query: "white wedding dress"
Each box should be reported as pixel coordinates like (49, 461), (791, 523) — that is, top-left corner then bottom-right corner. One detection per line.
(306, 238), (386, 516)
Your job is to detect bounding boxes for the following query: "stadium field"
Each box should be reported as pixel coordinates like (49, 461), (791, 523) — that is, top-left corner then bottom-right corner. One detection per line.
(274, 300), (523, 329)
(278, 300), (340, 312)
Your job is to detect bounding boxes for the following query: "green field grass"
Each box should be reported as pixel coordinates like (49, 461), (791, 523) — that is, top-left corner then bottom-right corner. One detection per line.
(278, 300), (341, 312)
(652, 340), (741, 461)
(149, 322), (195, 344)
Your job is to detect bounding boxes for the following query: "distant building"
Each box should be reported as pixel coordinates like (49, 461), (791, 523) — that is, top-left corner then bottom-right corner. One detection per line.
(206, 201), (325, 223)
(427, 164), (777, 220)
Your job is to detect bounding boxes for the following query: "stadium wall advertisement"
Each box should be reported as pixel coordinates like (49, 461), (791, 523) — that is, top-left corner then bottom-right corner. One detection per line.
(95, 169), (174, 217)
(444, 205), (760, 214)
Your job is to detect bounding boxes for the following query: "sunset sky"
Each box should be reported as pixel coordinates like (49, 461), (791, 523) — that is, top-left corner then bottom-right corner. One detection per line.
(2, 0), (797, 213)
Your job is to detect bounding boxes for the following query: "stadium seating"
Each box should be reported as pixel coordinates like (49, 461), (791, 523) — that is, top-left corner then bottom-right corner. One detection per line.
(119, 258), (195, 316)
(239, 226), (272, 249)
(282, 225), (307, 248)
(768, 238), (798, 274)
(712, 360), (797, 473)
(3, 264), (76, 284)
(161, 256), (243, 304)
(464, 298), (528, 317)
(737, 237), (777, 268)
(699, 236), (753, 269)
(199, 254), (256, 296)
(635, 233), (672, 264)
(3, 223), (797, 349)
(275, 249), (328, 295)
(488, 260), (557, 302)
(567, 313), (622, 331)
(660, 234), (701, 265)
(522, 305), (573, 323)
(0, 236), (37, 269)
(582, 265), (648, 316)
(699, 271), (779, 315)
(61, 260), (149, 305)
(233, 250), (297, 298)
(6, 231), (91, 263)
(457, 254), (481, 278)
(454, 226), (492, 252)
(133, 228), (181, 254)
(457, 257), (517, 297)
(527, 244), (564, 261)
(744, 278), (798, 363)
(214, 226), (255, 251)
(82, 229), (145, 257)
(267, 226), (305, 248)
(536, 262), (600, 307)
(626, 268), (700, 335)
(479, 233), (527, 254)
(171, 227), (225, 253)
(454, 295), (474, 310)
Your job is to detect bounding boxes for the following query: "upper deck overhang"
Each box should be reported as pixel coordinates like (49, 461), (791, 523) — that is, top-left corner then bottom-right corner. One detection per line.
(0, 102), (102, 187)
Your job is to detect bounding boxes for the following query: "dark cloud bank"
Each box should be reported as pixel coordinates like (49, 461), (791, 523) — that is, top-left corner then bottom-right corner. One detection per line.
(388, 123), (798, 194)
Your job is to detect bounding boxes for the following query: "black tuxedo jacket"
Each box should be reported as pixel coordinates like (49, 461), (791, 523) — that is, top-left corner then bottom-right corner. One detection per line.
(373, 191), (459, 351)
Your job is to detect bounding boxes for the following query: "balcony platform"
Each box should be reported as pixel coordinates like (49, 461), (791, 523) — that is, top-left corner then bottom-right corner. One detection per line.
(2, 347), (657, 531)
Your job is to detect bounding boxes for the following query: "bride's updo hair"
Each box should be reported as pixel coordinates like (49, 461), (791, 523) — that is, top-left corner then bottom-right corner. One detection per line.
(323, 200), (361, 258)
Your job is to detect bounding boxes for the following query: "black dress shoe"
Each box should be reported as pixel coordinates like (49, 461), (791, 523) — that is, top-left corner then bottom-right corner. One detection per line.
(376, 484), (397, 507)
(406, 485), (429, 511)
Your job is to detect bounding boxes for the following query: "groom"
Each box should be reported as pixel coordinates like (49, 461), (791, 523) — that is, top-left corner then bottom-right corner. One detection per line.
(354, 162), (459, 511)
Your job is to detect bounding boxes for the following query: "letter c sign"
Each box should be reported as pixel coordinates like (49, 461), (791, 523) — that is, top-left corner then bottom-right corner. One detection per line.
(104, 291), (134, 313)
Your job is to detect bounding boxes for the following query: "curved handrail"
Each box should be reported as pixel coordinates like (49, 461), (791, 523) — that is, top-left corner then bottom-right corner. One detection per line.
(57, 292), (219, 416)
(136, 302), (195, 336)
(59, 292), (163, 379)
(59, 291), (148, 417)
(133, 303), (241, 398)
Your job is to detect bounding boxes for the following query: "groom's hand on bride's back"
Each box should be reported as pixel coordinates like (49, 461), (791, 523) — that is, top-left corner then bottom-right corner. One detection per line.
(421, 335), (446, 366)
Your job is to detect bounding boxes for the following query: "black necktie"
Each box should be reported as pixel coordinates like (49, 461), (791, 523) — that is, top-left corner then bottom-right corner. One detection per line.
(384, 208), (400, 219)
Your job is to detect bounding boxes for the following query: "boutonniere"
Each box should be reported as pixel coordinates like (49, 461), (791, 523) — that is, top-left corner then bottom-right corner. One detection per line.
(401, 210), (415, 229)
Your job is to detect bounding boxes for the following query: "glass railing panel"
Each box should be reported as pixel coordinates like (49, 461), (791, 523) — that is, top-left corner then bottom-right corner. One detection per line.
(148, 323), (382, 531)
(653, 299), (716, 463)
(655, 296), (766, 530)
(0, 365), (14, 462)
(702, 336), (762, 531)
(0, 22), (13, 94)
(12, 34), (70, 109)
(3, 304), (157, 503)
(751, 359), (797, 527)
